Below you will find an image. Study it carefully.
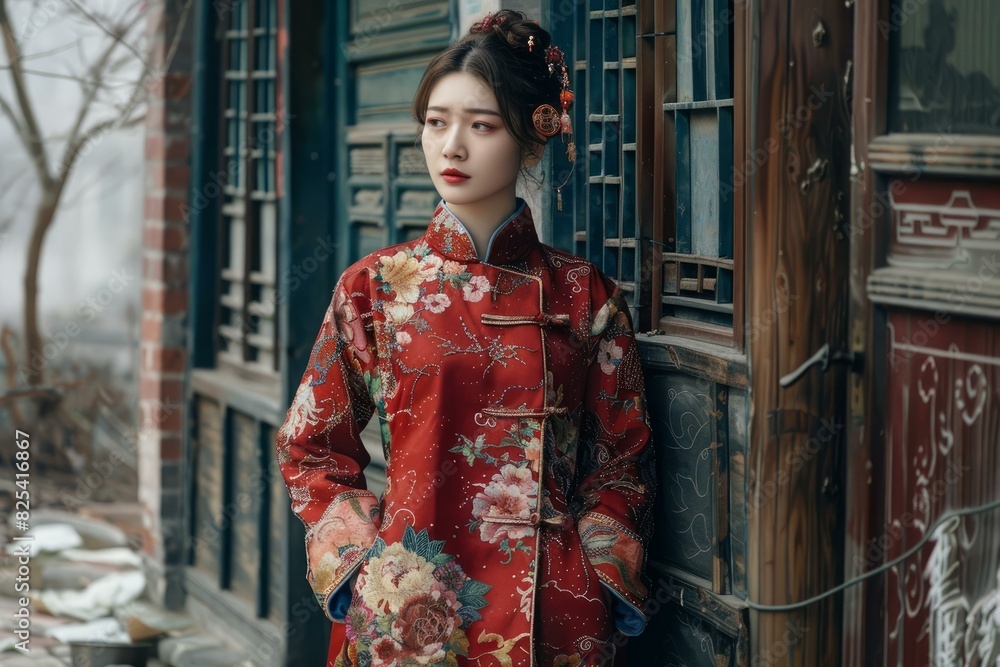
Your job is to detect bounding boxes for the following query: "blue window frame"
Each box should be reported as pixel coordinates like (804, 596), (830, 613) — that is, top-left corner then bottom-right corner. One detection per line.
(217, 0), (280, 375)
(659, 0), (736, 333)
(554, 0), (740, 343)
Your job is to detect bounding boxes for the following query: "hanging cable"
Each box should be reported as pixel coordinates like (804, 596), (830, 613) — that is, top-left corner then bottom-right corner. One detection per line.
(743, 495), (1000, 613)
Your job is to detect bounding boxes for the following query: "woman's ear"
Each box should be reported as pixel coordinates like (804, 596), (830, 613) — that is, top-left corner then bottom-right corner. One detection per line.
(523, 141), (545, 168)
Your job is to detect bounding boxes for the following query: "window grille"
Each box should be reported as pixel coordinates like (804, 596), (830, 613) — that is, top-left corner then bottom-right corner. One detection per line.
(217, 0), (279, 374)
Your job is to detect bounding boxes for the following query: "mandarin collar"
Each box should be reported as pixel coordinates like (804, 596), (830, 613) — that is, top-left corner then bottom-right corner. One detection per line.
(424, 197), (539, 266)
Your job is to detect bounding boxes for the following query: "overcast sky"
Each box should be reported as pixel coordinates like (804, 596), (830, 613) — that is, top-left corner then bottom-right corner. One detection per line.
(0, 0), (145, 348)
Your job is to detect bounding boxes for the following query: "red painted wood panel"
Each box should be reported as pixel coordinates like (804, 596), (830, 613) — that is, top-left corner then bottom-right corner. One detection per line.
(882, 310), (1000, 666)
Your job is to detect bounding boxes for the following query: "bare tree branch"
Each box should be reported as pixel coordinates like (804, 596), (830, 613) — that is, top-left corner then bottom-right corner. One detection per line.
(0, 65), (138, 86)
(59, 111), (145, 183)
(0, 326), (28, 424)
(0, 0), (52, 187)
(65, 0), (146, 65)
(0, 92), (26, 137)
(17, 39), (78, 61)
(58, 6), (146, 185)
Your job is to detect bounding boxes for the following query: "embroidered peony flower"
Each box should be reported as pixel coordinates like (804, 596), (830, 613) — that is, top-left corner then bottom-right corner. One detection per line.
(472, 464), (538, 544)
(358, 543), (437, 614)
(432, 561), (468, 592)
(443, 260), (465, 275)
(383, 301), (414, 326)
(463, 275), (491, 302)
(395, 331), (412, 346)
(391, 590), (460, 662)
(553, 654), (583, 667)
(421, 253), (443, 277)
(368, 636), (403, 666)
(421, 292), (451, 314)
(596, 338), (623, 375)
(378, 251), (440, 303)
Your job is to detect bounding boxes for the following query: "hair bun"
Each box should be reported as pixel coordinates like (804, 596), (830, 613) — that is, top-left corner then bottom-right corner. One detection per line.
(469, 10), (551, 55)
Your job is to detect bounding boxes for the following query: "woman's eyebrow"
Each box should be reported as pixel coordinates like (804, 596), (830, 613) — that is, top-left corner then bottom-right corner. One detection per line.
(427, 105), (502, 117)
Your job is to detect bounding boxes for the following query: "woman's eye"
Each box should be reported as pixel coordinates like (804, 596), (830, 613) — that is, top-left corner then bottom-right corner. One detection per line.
(472, 122), (493, 131)
(427, 118), (444, 127)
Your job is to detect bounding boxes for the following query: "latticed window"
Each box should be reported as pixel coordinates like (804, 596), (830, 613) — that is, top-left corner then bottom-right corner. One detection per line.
(217, 0), (279, 374)
(562, 0), (741, 344)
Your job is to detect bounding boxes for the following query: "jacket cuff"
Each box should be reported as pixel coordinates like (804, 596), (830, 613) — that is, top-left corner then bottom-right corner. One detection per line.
(325, 564), (362, 622)
(578, 512), (649, 612)
(600, 581), (646, 636)
(305, 492), (380, 622)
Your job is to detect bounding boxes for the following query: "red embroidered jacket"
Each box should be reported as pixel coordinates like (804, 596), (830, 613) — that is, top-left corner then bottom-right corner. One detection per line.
(275, 198), (655, 666)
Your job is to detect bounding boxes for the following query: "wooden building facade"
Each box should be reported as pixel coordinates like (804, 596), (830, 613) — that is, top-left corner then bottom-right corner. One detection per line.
(136, 0), (1000, 664)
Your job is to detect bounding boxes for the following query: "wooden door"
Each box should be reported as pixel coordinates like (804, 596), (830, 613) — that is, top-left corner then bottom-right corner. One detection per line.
(846, 1), (1000, 665)
(746, 0), (854, 665)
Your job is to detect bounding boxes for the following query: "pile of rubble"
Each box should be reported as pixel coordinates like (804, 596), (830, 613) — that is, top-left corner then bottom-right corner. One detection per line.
(0, 491), (252, 667)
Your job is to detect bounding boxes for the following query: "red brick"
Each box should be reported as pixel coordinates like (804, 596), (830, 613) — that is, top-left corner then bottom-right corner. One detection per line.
(164, 73), (192, 101)
(141, 315), (163, 342)
(146, 134), (189, 162)
(150, 164), (190, 192)
(143, 221), (187, 249)
(141, 377), (184, 405)
(143, 254), (188, 283)
(163, 135), (190, 161)
(161, 437), (183, 461)
(145, 134), (163, 161)
(145, 346), (187, 373)
(147, 101), (164, 130)
(143, 285), (188, 315)
(140, 400), (184, 433)
(167, 165), (190, 191)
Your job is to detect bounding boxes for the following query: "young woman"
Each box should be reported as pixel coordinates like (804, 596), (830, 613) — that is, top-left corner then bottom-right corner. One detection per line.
(275, 11), (656, 666)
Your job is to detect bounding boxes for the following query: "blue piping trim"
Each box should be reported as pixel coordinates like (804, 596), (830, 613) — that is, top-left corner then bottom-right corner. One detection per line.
(440, 197), (526, 262)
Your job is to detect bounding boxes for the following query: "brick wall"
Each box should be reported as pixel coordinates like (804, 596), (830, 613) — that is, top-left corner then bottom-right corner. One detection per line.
(139, 0), (194, 610)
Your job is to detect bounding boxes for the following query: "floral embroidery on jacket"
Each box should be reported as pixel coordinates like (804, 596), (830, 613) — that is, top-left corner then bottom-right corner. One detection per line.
(276, 198), (655, 666)
(342, 525), (490, 666)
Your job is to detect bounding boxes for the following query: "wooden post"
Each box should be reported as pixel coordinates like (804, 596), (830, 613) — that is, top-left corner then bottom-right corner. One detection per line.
(748, 0), (854, 664)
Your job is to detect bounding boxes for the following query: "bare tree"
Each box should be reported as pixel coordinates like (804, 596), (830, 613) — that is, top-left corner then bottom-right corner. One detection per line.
(0, 0), (188, 387)
(0, 0), (189, 470)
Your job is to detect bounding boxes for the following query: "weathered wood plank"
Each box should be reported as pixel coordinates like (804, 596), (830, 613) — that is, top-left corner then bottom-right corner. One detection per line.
(748, 0), (853, 664)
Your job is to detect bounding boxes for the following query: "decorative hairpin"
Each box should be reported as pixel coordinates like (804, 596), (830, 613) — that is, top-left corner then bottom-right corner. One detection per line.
(531, 44), (576, 210)
(476, 12), (507, 32)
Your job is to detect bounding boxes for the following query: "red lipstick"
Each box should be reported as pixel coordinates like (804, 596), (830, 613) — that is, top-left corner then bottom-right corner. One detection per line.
(441, 167), (470, 184)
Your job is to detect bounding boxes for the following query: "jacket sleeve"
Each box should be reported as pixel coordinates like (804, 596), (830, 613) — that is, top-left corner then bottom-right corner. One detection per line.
(274, 275), (381, 623)
(576, 278), (656, 635)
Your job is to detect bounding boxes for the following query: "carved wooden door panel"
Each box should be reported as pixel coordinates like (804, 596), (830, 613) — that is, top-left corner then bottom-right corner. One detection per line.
(846, 1), (1000, 664)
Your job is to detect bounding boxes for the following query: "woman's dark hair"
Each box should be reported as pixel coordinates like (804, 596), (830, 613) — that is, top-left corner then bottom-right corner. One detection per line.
(412, 11), (565, 172)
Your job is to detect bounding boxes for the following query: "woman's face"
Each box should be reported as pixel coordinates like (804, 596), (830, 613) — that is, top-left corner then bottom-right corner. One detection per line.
(421, 72), (541, 213)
